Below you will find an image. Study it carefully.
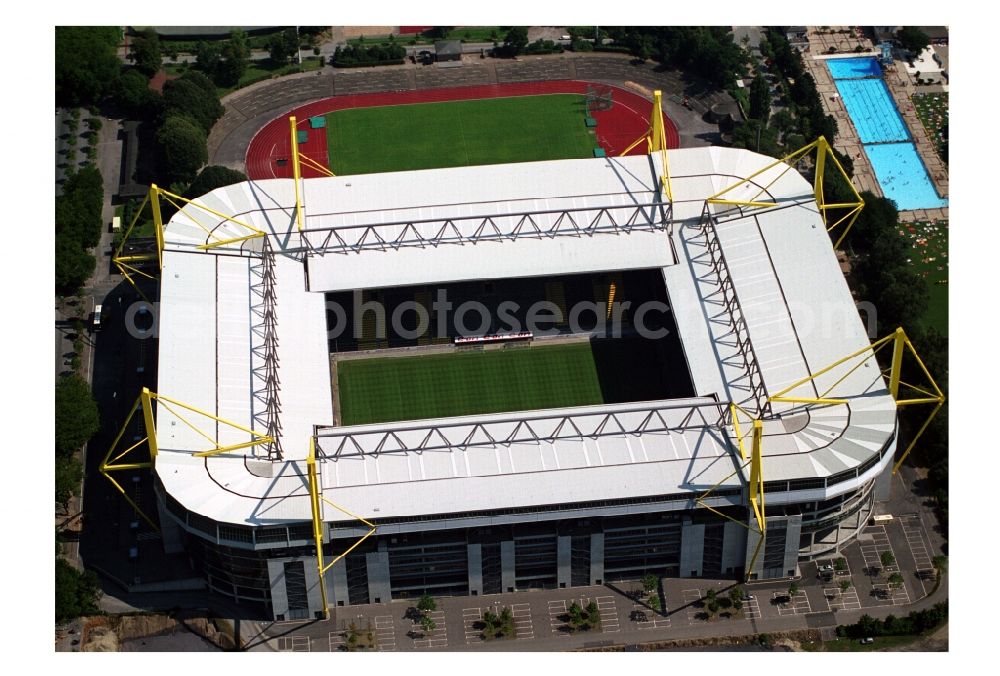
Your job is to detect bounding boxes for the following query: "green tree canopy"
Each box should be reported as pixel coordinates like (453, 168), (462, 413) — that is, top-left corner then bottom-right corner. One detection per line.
(162, 70), (223, 133)
(55, 376), (100, 456)
(269, 27), (300, 65)
(130, 27), (162, 78)
(114, 68), (163, 119)
(183, 165), (248, 200)
(157, 115), (208, 184)
(55, 237), (96, 294)
(216, 29), (250, 87)
(56, 27), (122, 106)
(56, 456), (83, 508)
(417, 593), (437, 613)
(55, 558), (102, 622)
(195, 40), (222, 78)
(896, 27), (931, 55)
(748, 73), (771, 125)
(56, 166), (104, 249)
(503, 27), (529, 55)
(607, 27), (745, 88)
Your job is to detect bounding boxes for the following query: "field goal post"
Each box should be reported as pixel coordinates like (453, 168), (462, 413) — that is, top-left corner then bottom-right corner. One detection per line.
(586, 84), (614, 114)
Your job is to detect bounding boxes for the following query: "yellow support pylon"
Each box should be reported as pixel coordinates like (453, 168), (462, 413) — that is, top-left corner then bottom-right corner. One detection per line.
(695, 408), (766, 582)
(290, 116), (305, 232)
(99, 388), (276, 532)
(706, 136), (864, 248)
(768, 327), (945, 474)
(619, 90), (673, 202)
(307, 438), (377, 619)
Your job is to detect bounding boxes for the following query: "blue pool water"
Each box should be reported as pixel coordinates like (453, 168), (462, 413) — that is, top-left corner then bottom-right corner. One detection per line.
(826, 57), (883, 79)
(826, 56), (947, 211)
(835, 79), (910, 144)
(865, 143), (948, 210)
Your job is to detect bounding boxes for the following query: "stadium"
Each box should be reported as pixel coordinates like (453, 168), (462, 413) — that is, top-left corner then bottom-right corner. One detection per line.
(104, 83), (942, 621)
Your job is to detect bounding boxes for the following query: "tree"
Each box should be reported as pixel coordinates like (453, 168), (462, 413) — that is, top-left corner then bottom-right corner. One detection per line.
(585, 601), (600, 626)
(195, 41), (222, 78)
(57, 166), (104, 248)
(896, 27), (931, 55)
(55, 376), (100, 456)
(162, 70), (224, 134)
(419, 615), (436, 633)
(130, 27), (162, 78)
(55, 239), (96, 294)
(184, 166), (248, 200)
(503, 27), (529, 56)
(498, 607), (515, 636)
(157, 115), (208, 184)
(771, 109), (795, 137)
(788, 582), (800, 597)
(217, 29), (250, 86)
(932, 555), (948, 575)
(55, 456), (84, 508)
(834, 557), (847, 572)
(705, 588), (719, 614)
(269, 27), (300, 65)
(880, 551), (896, 568)
(55, 558), (102, 622)
(417, 593), (437, 613)
(748, 72), (771, 125)
(641, 574), (659, 592)
(856, 613), (882, 638)
(729, 587), (744, 611)
(839, 579), (852, 594)
(888, 572), (904, 589)
(56, 26), (122, 106)
(114, 69), (162, 119)
(567, 601), (583, 628)
(481, 610), (499, 639)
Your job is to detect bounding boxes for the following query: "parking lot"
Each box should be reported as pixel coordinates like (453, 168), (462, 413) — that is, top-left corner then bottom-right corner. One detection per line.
(859, 524), (900, 574)
(259, 511), (942, 651)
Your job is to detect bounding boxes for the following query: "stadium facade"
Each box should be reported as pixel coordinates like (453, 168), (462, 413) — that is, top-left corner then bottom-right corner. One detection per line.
(140, 145), (897, 621)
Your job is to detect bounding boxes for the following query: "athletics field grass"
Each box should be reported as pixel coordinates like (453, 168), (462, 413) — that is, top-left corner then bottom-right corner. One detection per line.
(325, 94), (597, 175)
(337, 342), (604, 425)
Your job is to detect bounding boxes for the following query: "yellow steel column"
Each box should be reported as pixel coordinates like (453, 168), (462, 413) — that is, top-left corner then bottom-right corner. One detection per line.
(149, 185), (165, 269)
(289, 116), (305, 232)
(813, 137), (828, 210)
(889, 327), (906, 399)
(307, 438), (331, 619)
(651, 90), (664, 150)
(749, 420), (765, 526)
(140, 387), (158, 461)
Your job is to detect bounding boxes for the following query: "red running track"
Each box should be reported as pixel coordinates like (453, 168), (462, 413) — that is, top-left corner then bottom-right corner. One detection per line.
(244, 80), (680, 180)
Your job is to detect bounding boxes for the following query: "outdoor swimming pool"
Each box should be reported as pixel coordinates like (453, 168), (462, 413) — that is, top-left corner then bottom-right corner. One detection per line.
(827, 57), (947, 210)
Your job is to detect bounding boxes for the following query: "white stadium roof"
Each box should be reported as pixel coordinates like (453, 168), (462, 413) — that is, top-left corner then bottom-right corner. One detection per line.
(155, 148), (896, 527)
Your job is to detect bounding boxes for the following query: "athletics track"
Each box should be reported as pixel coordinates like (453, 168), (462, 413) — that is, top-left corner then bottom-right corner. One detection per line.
(244, 80), (680, 180)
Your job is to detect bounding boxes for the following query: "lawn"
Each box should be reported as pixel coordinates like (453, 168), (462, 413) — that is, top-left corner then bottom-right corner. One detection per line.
(325, 94), (598, 175)
(898, 218), (948, 335)
(338, 342), (605, 425)
(911, 92), (948, 164)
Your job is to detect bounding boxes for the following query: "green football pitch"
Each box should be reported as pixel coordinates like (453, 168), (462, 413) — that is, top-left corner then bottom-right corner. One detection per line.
(325, 94), (597, 175)
(337, 342), (605, 426)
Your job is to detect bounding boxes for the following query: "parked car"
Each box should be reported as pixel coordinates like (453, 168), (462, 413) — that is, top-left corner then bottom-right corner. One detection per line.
(860, 637), (874, 644)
